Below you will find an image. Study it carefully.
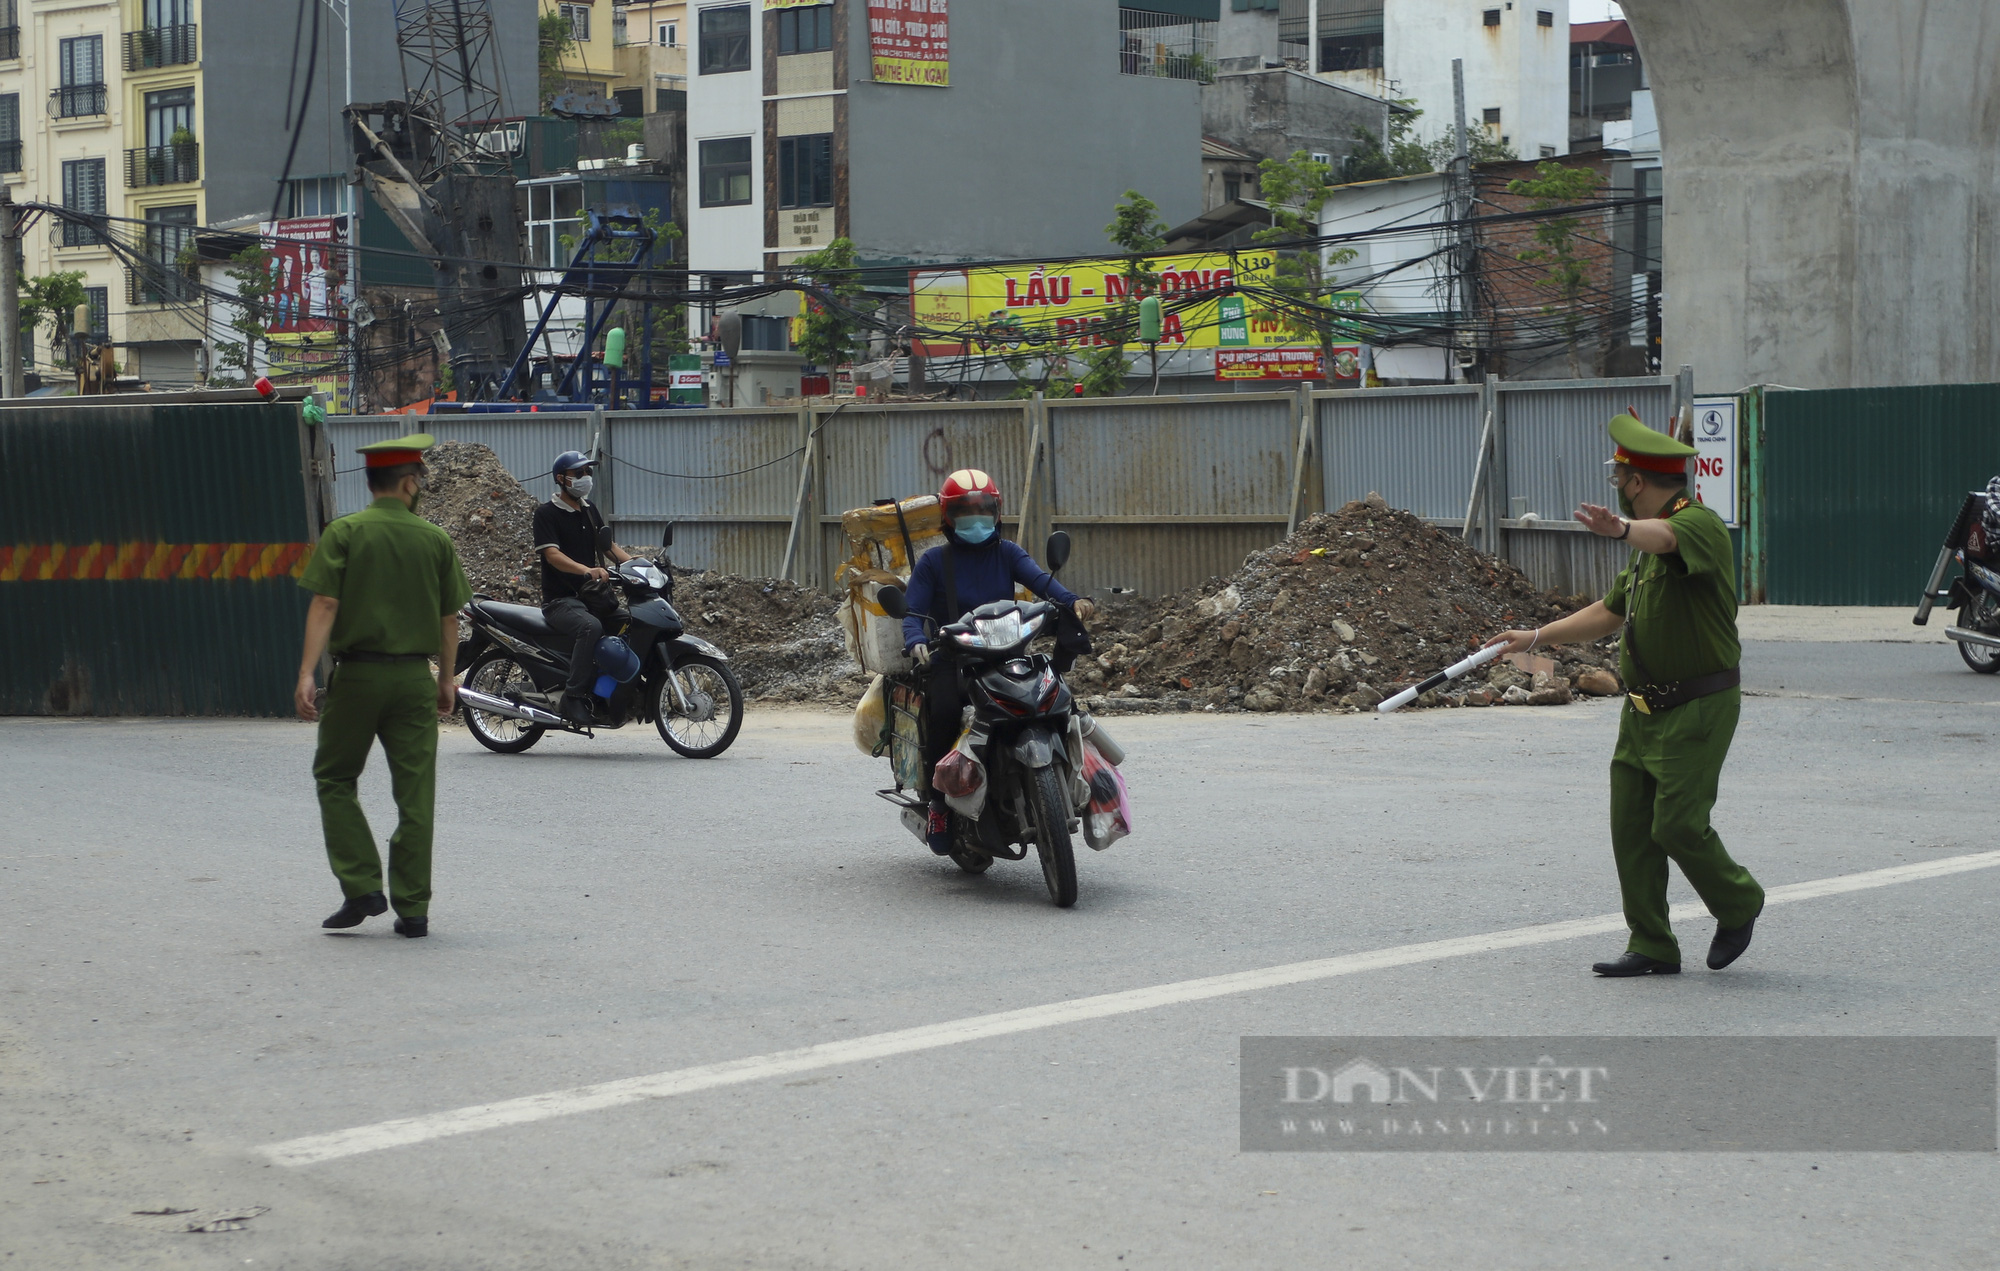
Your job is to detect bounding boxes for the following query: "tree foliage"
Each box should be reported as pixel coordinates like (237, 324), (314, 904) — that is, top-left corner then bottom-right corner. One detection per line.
(20, 272), (88, 368)
(1077, 190), (1168, 397)
(538, 11), (576, 110)
(1340, 102), (1432, 183)
(1506, 161), (1604, 375)
(789, 237), (865, 369)
(1252, 151), (1359, 371)
(1425, 120), (1518, 169)
(210, 247), (273, 387)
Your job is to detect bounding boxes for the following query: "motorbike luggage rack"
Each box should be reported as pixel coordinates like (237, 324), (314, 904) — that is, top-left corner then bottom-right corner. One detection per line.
(876, 788), (927, 810)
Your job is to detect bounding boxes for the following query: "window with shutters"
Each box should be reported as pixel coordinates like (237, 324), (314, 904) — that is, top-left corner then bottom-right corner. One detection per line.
(61, 158), (107, 246)
(0, 94), (18, 173)
(560, 3), (590, 43)
(1537, 10), (1554, 26)
(56, 35), (108, 117)
(1483, 9), (1501, 26)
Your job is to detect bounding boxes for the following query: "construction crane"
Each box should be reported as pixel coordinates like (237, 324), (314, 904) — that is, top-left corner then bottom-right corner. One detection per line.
(346, 0), (525, 400)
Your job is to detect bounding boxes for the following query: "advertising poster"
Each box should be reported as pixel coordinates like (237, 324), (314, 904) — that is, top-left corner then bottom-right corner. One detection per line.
(261, 216), (348, 335)
(869, 0), (948, 86)
(266, 333), (348, 412)
(1215, 348), (1347, 381)
(910, 250), (1295, 356)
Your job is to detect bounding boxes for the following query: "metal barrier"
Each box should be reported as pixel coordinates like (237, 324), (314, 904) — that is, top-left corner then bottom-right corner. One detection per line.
(328, 373), (1692, 599)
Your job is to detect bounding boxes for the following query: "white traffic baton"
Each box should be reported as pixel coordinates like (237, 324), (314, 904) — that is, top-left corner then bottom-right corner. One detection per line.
(1376, 642), (1507, 713)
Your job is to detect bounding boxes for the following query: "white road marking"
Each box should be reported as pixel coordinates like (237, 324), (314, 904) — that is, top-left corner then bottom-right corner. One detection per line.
(260, 849), (2000, 1167)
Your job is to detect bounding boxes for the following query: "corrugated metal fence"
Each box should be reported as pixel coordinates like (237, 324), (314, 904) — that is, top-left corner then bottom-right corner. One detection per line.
(1755, 383), (2000, 605)
(328, 376), (1686, 600)
(1, 401), (327, 716)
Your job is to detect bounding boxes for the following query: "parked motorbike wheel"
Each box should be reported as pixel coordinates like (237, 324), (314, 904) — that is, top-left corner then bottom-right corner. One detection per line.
(461, 650), (548, 753)
(655, 655), (745, 757)
(1027, 766), (1078, 908)
(1959, 593), (2000, 673)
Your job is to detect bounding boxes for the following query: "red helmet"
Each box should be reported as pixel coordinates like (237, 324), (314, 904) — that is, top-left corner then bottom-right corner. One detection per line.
(939, 468), (1001, 525)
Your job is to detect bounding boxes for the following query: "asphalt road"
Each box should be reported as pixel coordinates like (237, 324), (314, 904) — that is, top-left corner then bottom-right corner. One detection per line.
(3, 639), (1997, 1269)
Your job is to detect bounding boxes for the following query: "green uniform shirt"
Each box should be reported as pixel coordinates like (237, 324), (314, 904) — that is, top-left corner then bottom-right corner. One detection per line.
(299, 497), (473, 656)
(1602, 498), (1740, 686)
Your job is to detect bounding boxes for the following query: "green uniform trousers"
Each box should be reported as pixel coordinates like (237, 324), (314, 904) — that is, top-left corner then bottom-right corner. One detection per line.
(1609, 686), (1763, 964)
(313, 661), (439, 917)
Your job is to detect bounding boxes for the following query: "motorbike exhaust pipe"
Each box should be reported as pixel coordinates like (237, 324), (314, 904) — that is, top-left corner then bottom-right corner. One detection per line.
(1079, 713), (1126, 766)
(457, 687), (568, 728)
(1946, 627), (2000, 651)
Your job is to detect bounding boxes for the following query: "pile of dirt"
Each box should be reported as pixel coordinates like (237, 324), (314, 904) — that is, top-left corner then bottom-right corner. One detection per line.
(1074, 493), (1625, 713)
(667, 570), (865, 704)
(420, 441), (543, 603)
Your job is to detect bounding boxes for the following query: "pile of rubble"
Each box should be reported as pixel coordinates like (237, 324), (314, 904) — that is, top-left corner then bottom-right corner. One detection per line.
(419, 441), (543, 603)
(1074, 494), (1625, 713)
(668, 570), (867, 704)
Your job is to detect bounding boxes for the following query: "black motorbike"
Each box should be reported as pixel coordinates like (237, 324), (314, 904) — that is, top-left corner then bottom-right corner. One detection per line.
(1913, 489), (2000, 673)
(455, 524), (745, 755)
(876, 532), (1098, 908)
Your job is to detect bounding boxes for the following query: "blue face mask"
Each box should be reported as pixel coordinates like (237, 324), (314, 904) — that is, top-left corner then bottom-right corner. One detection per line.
(955, 516), (997, 544)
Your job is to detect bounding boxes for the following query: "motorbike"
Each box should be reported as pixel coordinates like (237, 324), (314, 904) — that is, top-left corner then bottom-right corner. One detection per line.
(1913, 488), (2000, 673)
(874, 531), (1126, 908)
(455, 523), (747, 754)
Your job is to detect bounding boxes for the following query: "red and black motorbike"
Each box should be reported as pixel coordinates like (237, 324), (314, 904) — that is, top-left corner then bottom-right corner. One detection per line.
(1913, 485), (2000, 673)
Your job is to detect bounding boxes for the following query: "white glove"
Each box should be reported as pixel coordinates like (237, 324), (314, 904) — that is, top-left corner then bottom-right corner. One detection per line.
(910, 643), (932, 668)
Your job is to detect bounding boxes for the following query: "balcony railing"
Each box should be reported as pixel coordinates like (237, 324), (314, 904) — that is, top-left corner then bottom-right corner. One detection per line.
(50, 83), (109, 119)
(0, 26), (20, 62)
(0, 140), (20, 174)
(126, 142), (199, 187)
(124, 24), (198, 71)
(1117, 10), (1215, 82)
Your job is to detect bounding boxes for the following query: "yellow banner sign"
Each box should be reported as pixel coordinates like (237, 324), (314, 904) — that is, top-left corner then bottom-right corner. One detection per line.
(911, 250), (1328, 355)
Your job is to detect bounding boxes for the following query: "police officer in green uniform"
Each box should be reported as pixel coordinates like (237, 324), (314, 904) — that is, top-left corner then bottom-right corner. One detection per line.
(1490, 413), (1764, 976)
(295, 434), (472, 938)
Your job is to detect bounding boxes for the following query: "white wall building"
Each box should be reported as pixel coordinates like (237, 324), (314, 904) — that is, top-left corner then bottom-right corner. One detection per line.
(685, 1), (766, 281)
(1317, 170), (1457, 383)
(1319, 0), (1571, 162)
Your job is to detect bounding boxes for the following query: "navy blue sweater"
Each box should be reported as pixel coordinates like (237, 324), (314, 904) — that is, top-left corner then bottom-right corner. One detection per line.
(901, 533), (1079, 649)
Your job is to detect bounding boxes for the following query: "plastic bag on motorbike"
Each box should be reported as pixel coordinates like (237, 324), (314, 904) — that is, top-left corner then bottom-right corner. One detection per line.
(852, 675), (889, 756)
(1079, 735), (1131, 851)
(933, 726), (990, 819)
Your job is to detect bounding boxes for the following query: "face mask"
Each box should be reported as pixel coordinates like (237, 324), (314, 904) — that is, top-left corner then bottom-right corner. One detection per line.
(408, 475), (428, 513)
(1617, 487), (1637, 519)
(955, 515), (996, 544)
(567, 475), (594, 501)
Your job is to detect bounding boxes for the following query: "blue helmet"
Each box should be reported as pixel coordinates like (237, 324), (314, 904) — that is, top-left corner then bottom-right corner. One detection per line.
(552, 450), (592, 477)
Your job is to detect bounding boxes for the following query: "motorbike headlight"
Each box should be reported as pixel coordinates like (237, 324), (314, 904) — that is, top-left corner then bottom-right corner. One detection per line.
(1020, 612), (1047, 640)
(972, 612), (1023, 649)
(644, 565), (669, 588)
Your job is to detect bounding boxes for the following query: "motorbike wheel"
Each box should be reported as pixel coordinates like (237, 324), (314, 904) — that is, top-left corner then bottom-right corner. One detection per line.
(461, 650), (548, 754)
(655, 654), (745, 757)
(1028, 766), (1079, 908)
(1958, 594), (2000, 674)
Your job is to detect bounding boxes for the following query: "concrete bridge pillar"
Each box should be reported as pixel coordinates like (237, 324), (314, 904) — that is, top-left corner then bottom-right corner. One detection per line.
(1622, 0), (2000, 389)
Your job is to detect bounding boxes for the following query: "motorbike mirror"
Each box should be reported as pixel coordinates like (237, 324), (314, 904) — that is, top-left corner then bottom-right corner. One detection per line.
(877, 585), (908, 619)
(596, 526), (616, 554)
(1045, 530), (1072, 574)
(661, 521), (676, 548)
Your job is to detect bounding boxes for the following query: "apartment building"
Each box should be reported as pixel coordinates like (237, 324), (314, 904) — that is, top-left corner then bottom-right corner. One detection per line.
(545, 0), (621, 104)
(683, 0), (1201, 397)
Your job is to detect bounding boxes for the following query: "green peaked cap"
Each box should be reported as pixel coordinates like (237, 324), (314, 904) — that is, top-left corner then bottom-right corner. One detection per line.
(1607, 412), (1696, 458)
(356, 433), (437, 456)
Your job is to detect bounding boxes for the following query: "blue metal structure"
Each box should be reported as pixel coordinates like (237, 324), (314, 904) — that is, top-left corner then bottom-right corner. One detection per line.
(498, 211), (660, 408)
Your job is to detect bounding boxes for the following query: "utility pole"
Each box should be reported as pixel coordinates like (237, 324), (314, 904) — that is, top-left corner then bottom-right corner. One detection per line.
(0, 190), (19, 399)
(1307, 0), (1318, 74)
(1450, 57), (1476, 382)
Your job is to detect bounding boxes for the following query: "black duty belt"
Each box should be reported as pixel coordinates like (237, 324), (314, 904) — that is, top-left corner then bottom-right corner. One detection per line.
(335, 651), (431, 664)
(1628, 667), (1740, 715)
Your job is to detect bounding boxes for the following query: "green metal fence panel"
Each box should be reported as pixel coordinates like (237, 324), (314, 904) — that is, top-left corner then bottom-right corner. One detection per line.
(0, 403), (315, 716)
(1764, 384), (2000, 605)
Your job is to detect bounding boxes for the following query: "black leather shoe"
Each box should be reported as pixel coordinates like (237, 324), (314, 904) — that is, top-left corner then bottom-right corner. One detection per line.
(1707, 902), (1762, 970)
(322, 891), (388, 929)
(560, 693), (594, 727)
(1592, 951), (1681, 976)
(393, 916), (429, 938)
